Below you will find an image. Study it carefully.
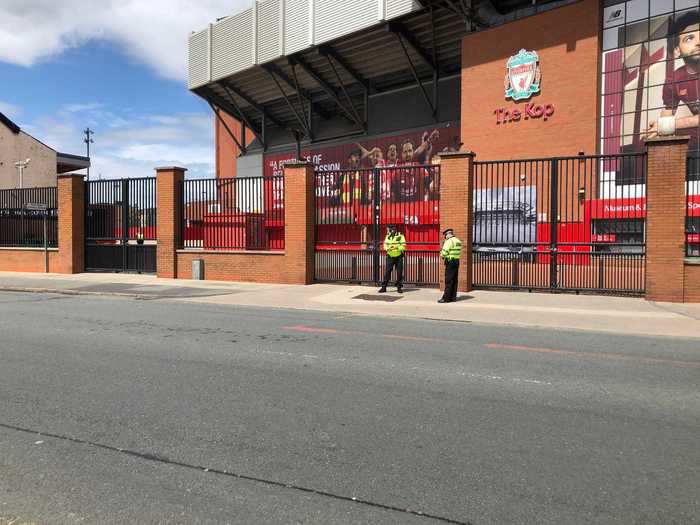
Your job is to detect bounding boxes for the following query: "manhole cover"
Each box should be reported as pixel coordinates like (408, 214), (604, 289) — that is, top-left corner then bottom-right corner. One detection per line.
(352, 294), (403, 302)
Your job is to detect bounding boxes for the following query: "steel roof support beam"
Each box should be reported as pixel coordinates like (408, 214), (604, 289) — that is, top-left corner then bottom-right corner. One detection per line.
(223, 82), (287, 129)
(208, 102), (245, 154)
(264, 67), (312, 139)
(324, 54), (366, 132)
(316, 46), (370, 91)
(221, 85), (265, 148)
(395, 33), (437, 118)
(290, 56), (359, 126)
(387, 22), (441, 76)
(262, 64), (332, 120)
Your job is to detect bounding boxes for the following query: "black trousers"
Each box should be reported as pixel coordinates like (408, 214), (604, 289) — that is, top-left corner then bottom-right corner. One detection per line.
(381, 255), (404, 289)
(442, 259), (459, 302)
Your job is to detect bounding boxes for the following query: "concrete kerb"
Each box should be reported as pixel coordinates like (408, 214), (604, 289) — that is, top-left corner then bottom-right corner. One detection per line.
(1, 272), (698, 339)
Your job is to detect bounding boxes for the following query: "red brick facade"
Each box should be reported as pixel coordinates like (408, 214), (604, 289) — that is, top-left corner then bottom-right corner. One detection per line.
(461, 0), (600, 159)
(645, 137), (689, 302)
(0, 248), (59, 272)
(57, 173), (84, 274)
(158, 162), (315, 285)
(438, 152), (474, 292)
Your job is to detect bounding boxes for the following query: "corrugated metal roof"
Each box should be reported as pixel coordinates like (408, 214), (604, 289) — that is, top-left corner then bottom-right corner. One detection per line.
(191, 0), (575, 142)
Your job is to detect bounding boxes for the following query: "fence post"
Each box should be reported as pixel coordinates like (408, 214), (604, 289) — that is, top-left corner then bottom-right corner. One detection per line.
(283, 161), (315, 284)
(437, 151), (475, 292)
(57, 173), (85, 274)
(156, 166), (187, 279)
(645, 136), (688, 302)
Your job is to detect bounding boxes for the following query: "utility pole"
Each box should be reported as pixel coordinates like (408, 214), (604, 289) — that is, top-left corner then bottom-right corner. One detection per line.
(84, 128), (94, 181)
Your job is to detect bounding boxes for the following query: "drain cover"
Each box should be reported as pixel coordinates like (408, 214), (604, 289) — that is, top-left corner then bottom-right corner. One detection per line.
(352, 294), (403, 302)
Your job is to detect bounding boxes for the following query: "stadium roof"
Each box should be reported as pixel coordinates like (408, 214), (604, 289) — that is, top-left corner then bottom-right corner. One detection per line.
(188, 0), (575, 151)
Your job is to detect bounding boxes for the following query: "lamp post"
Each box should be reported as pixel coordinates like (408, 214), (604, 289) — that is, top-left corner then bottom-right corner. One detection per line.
(14, 158), (30, 189)
(84, 128), (94, 181)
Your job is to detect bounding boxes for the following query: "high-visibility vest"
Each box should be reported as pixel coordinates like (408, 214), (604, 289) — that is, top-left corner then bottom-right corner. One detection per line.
(440, 236), (462, 260)
(384, 232), (406, 257)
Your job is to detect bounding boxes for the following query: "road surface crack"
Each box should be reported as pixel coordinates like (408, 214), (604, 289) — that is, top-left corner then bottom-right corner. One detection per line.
(0, 421), (472, 525)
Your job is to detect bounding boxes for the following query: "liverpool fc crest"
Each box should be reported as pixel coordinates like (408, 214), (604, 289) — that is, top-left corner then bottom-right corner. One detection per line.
(504, 49), (541, 101)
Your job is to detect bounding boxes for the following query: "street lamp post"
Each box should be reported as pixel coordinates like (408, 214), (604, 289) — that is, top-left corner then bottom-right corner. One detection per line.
(84, 128), (94, 181)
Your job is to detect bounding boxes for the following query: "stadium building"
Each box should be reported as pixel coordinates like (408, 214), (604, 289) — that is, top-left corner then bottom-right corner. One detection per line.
(185, 0), (699, 297)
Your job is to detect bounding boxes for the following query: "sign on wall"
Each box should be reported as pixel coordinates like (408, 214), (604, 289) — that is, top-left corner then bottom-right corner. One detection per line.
(504, 49), (542, 101)
(495, 48), (554, 125)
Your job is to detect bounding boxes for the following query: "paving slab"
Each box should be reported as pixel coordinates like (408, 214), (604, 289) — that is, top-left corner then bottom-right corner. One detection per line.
(0, 271), (698, 338)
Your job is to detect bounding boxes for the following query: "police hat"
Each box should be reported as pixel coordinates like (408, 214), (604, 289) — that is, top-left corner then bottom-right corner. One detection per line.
(442, 228), (454, 236)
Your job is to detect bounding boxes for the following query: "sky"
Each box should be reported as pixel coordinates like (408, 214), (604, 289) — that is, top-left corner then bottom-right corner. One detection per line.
(0, 0), (251, 180)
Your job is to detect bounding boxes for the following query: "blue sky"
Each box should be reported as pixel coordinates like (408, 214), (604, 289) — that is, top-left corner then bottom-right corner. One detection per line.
(0, 0), (250, 179)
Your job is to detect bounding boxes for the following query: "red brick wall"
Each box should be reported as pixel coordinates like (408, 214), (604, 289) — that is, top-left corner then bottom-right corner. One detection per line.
(163, 163), (315, 285)
(216, 112), (256, 179)
(57, 173), (84, 274)
(175, 251), (286, 282)
(645, 137), (688, 302)
(461, 0), (600, 159)
(438, 152), (474, 292)
(684, 264), (700, 302)
(156, 167), (186, 279)
(0, 248), (59, 273)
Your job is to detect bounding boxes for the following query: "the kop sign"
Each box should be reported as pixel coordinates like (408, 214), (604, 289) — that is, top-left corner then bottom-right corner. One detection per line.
(495, 49), (554, 125)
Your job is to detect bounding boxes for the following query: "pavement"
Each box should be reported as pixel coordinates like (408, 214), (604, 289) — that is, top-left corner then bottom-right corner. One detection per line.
(0, 291), (698, 524)
(0, 271), (699, 339)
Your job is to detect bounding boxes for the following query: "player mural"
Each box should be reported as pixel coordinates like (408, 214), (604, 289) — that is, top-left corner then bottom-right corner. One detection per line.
(601, 3), (699, 179)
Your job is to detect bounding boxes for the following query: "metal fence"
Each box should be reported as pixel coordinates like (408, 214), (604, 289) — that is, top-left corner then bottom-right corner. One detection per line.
(473, 153), (647, 294)
(85, 178), (158, 273)
(314, 165), (441, 285)
(687, 153), (699, 257)
(0, 186), (58, 248)
(181, 175), (284, 250)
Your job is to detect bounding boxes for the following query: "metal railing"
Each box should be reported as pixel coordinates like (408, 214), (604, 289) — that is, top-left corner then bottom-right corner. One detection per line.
(0, 186), (58, 248)
(472, 153), (647, 294)
(314, 164), (441, 285)
(686, 153), (699, 257)
(181, 175), (284, 251)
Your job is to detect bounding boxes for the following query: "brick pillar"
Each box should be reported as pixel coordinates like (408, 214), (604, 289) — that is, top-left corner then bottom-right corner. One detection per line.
(645, 136), (689, 302)
(283, 162), (315, 284)
(156, 166), (186, 279)
(438, 151), (475, 292)
(57, 173), (85, 274)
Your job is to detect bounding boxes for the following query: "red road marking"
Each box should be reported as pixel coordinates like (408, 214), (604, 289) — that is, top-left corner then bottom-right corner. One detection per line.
(484, 343), (700, 369)
(383, 334), (436, 342)
(283, 325), (340, 334)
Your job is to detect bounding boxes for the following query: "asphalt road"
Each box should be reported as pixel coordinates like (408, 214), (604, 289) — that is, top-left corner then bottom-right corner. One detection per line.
(0, 291), (698, 525)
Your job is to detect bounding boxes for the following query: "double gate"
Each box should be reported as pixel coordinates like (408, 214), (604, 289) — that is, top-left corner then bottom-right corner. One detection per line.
(314, 165), (441, 286)
(85, 178), (157, 273)
(472, 154), (647, 294)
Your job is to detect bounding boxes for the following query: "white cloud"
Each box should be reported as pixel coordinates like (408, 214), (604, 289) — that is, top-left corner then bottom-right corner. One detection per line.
(0, 0), (252, 81)
(24, 104), (215, 180)
(63, 102), (103, 113)
(0, 100), (22, 119)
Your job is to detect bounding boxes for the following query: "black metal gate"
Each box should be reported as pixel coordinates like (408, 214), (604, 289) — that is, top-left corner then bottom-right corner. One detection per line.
(472, 154), (647, 294)
(85, 178), (157, 273)
(314, 165), (441, 286)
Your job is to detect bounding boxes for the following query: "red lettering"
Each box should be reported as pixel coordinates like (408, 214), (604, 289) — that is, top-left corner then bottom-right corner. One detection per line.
(543, 104), (555, 120)
(494, 108), (505, 124)
(511, 109), (521, 121)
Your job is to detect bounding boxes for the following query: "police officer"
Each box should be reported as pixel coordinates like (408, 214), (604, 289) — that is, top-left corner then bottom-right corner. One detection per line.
(439, 228), (462, 303)
(379, 224), (406, 293)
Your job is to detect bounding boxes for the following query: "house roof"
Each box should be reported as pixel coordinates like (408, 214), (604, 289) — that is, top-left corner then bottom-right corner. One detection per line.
(0, 112), (21, 134)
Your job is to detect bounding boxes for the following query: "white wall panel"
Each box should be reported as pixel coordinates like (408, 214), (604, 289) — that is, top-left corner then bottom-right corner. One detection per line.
(314, 0), (378, 45)
(284, 0), (309, 54)
(211, 9), (254, 81)
(386, 0), (421, 20)
(188, 29), (209, 89)
(257, 0), (282, 64)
